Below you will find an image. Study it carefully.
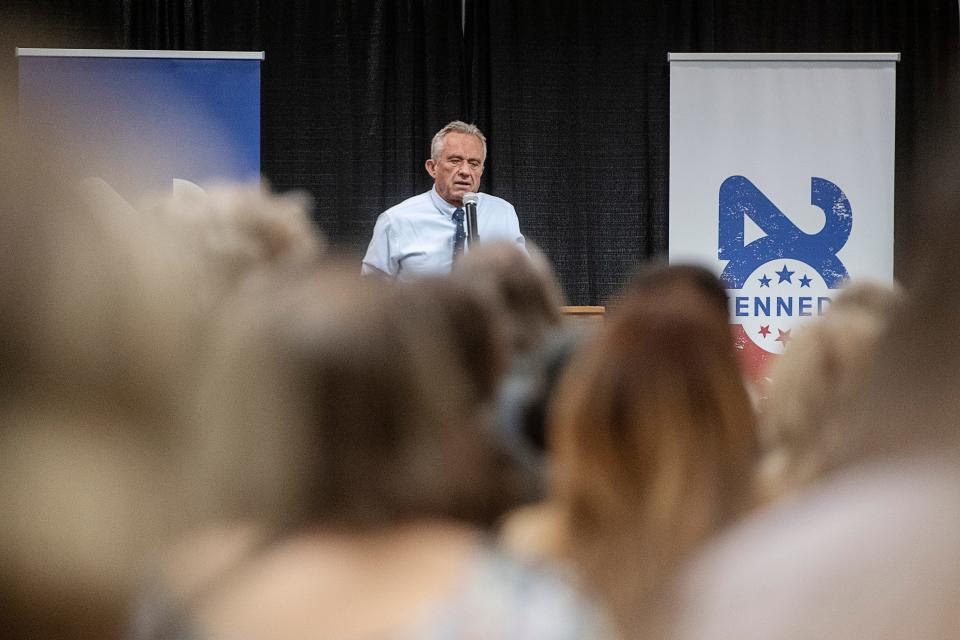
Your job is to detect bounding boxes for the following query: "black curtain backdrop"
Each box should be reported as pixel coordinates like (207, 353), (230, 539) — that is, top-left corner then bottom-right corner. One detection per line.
(5, 1), (959, 304)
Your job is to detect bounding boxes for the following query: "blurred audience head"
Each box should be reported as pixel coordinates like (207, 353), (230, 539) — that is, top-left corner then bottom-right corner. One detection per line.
(547, 268), (757, 633)
(0, 77), (327, 638)
(192, 266), (524, 531)
(0, 107), (203, 640)
(452, 241), (565, 354)
(414, 276), (510, 406)
(758, 282), (902, 501)
(140, 181), (324, 311)
(624, 261), (730, 322)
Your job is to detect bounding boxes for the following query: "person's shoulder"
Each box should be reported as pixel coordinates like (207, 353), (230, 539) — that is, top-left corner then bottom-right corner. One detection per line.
(479, 192), (516, 210)
(478, 194), (520, 225)
(381, 190), (433, 218)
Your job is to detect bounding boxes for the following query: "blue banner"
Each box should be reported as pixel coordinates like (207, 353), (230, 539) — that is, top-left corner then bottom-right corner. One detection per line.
(18, 51), (262, 200)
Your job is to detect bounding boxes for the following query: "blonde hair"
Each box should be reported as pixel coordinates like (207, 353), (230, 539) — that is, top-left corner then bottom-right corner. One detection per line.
(140, 181), (324, 312)
(758, 282), (902, 501)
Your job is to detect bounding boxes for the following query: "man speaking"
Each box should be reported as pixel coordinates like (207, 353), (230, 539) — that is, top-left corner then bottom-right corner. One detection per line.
(362, 121), (525, 281)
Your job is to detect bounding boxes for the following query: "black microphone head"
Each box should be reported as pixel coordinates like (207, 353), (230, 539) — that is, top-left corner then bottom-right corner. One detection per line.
(463, 192), (479, 206)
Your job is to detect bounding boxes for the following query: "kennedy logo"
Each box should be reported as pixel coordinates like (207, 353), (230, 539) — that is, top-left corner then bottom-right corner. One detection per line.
(718, 176), (852, 365)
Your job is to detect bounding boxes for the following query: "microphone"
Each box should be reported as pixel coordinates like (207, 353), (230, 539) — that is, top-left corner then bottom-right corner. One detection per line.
(463, 192), (480, 250)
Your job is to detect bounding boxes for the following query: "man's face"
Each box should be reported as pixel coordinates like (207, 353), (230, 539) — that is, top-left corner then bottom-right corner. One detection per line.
(425, 132), (485, 207)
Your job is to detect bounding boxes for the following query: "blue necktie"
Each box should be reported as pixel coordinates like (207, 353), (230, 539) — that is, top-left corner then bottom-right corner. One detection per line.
(452, 207), (466, 262)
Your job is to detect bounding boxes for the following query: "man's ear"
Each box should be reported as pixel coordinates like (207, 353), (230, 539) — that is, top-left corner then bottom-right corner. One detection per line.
(425, 158), (437, 179)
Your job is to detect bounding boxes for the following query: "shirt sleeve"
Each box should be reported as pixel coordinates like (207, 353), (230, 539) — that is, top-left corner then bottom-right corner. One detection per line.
(361, 212), (398, 278)
(508, 204), (528, 253)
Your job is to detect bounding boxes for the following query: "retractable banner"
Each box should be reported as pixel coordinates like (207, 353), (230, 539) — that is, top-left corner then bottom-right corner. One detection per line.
(668, 53), (898, 377)
(17, 49), (263, 201)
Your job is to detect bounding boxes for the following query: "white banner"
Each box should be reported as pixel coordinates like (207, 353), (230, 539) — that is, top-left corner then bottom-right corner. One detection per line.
(668, 53), (897, 375)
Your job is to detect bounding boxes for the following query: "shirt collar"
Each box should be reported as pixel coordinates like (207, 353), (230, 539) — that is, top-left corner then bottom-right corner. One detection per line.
(430, 185), (462, 219)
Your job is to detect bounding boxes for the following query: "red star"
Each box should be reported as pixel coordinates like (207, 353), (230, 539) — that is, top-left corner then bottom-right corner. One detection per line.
(776, 328), (792, 345)
(758, 325), (771, 338)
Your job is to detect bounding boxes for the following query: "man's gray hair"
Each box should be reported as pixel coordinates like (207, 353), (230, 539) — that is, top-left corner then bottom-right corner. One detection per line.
(430, 120), (487, 162)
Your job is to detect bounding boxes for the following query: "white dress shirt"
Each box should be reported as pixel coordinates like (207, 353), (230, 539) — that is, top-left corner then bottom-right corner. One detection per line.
(361, 186), (525, 282)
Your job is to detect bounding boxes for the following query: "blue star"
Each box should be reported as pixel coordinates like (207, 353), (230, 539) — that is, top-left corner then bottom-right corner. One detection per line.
(799, 274), (812, 288)
(758, 274), (771, 287)
(776, 265), (795, 284)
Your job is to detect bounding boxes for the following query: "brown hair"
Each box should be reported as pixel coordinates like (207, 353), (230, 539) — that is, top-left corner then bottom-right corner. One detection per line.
(452, 241), (565, 354)
(192, 268), (523, 530)
(624, 262), (730, 321)
(414, 276), (510, 405)
(548, 281), (757, 633)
